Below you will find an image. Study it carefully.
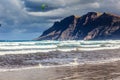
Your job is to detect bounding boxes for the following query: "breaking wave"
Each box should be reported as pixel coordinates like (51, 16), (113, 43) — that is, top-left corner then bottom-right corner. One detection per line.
(0, 40), (120, 55)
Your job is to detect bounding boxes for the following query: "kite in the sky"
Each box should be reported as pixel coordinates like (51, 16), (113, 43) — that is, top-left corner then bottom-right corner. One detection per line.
(41, 4), (48, 10)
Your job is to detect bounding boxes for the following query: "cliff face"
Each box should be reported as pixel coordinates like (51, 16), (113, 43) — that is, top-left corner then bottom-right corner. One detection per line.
(37, 12), (120, 40)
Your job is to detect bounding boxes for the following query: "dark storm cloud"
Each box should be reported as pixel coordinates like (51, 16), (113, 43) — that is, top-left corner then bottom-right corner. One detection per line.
(23, 0), (82, 12)
(24, 0), (100, 17)
(23, 0), (58, 12)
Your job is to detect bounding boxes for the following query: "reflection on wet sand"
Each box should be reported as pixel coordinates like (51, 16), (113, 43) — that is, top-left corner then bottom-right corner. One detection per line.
(55, 61), (120, 80)
(0, 61), (120, 80)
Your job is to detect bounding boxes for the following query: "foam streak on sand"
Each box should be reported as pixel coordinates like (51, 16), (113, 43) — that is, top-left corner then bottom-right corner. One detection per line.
(0, 46), (120, 55)
(0, 58), (120, 72)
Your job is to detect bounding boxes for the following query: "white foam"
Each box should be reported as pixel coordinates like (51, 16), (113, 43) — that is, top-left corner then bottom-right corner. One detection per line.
(0, 58), (120, 72)
(0, 45), (57, 50)
(59, 41), (80, 45)
(80, 44), (101, 47)
(57, 48), (76, 52)
(0, 49), (56, 55)
(0, 46), (120, 55)
(77, 46), (120, 51)
(0, 42), (37, 46)
(80, 40), (120, 45)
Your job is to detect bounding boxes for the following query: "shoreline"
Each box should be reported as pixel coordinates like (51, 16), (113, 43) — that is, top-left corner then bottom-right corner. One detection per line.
(0, 57), (120, 72)
(0, 60), (120, 80)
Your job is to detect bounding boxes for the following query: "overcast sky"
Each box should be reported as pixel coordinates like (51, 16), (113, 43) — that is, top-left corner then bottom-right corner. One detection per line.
(0, 0), (120, 40)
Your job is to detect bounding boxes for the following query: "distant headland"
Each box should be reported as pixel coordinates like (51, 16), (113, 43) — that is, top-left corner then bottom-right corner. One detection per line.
(36, 12), (120, 40)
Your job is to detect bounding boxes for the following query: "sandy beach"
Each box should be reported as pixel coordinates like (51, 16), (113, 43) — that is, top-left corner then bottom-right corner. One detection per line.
(0, 60), (120, 80)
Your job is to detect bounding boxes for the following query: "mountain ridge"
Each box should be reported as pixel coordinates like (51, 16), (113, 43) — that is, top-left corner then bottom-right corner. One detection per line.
(36, 12), (120, 40)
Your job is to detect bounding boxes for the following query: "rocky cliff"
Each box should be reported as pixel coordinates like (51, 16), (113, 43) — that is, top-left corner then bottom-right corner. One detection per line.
(36, 12), (120, 40)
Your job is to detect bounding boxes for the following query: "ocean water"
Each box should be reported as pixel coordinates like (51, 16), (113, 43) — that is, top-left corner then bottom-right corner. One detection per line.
(0, 40), (120, 71)
(0, 40), (120, 55)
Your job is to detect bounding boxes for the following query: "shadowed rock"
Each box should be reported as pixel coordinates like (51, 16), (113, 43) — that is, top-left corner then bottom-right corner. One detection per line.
(36, 12), (120, 40)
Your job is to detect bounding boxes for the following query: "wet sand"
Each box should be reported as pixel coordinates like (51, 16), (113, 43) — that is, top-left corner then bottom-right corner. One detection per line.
(0, 61), (120, 80)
